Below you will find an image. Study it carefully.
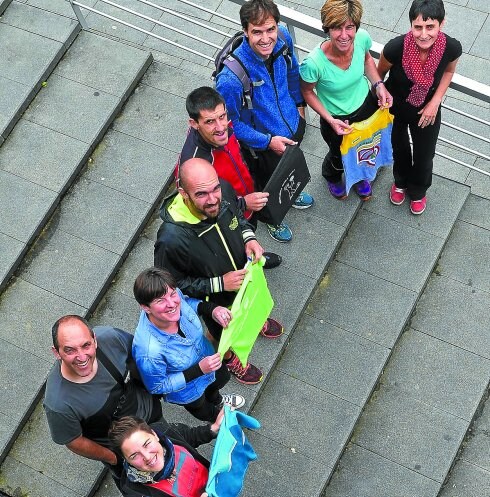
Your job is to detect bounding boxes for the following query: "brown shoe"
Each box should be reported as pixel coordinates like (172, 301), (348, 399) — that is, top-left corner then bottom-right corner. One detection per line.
(225, 352), (263, 385)
(260, 318), (284, 339)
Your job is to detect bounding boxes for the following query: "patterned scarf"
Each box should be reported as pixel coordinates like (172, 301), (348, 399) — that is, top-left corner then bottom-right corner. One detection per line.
(402, 30), (446, 107)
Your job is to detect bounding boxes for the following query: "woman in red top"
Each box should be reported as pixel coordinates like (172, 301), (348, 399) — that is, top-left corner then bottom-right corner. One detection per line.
(109, 414), (223, 497)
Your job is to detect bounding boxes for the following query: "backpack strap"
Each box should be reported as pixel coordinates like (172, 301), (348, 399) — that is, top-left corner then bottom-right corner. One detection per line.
(223, 54), (254, 109)
(97, 347), (128, 386)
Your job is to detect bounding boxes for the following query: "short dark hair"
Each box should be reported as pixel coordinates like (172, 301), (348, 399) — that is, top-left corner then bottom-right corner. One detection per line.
(186, 86), (226, 121)
(108, 416), (153, 455)
(240, 0), (280, 30)
(133, 267), (177, 306)
(51, 315), (94, 351)
(409, 0), (445, 24)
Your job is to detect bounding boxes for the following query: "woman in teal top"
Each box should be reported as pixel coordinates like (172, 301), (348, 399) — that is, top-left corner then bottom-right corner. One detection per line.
(300, 0), (392, 200)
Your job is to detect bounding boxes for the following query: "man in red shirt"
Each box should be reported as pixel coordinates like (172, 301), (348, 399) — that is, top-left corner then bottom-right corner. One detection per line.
(178, 86), (290, 253)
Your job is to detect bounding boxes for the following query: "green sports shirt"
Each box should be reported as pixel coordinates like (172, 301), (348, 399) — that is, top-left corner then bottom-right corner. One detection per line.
(300, 28), (372, 116)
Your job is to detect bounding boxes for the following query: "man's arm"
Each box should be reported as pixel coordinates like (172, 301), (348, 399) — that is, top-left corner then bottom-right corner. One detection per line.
(66, 435), (118, 465)
(154, 231), (215, 298)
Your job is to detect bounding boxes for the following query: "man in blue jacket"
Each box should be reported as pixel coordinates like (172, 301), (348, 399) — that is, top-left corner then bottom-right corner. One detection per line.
(216, 0), (314, 243)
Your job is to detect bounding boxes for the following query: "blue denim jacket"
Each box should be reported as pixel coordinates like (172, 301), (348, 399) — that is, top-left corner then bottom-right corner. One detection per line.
(132, 289), (215, 404)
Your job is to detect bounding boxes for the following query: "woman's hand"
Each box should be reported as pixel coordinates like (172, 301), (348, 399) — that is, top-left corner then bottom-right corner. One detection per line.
(212, 306), (233, 327)
(376, 84), (393, 108)
(210, 408), (225, 434)
(418, 99), (439, 128)
(329, 118), (353, 136)
(199, 352), (222, 374)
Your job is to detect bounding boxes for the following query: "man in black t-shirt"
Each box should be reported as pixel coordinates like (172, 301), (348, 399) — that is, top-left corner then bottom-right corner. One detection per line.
(44, 315), (163, 496)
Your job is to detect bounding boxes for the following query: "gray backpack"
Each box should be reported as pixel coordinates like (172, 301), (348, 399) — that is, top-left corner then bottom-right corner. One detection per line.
(212, 29), (291, 109)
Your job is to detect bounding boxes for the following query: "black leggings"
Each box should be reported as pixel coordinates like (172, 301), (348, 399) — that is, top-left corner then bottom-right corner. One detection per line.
(320, 92), (378, 183)
(183, 363), (230, 422)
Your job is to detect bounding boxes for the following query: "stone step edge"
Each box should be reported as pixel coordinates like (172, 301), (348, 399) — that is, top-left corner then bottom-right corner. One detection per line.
(0, 0), (12, 16)
(315, 189), (472, 496)
(438, 382), (490, 494)
(0, 21), (81, 142)
(0, 49), (153, 295)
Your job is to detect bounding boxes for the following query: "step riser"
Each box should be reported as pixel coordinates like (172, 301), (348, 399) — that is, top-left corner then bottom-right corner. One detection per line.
(0, 24), (81, 142)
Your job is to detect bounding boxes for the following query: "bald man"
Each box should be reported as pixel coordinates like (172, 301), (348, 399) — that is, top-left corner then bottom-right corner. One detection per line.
(154, 158), (283, 385)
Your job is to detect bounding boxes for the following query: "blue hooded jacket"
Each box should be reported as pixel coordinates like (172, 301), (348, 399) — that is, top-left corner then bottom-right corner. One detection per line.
(216, 24), (304, 151)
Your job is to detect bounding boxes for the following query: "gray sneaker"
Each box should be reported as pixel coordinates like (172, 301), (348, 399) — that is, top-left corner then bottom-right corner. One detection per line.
(220, 393), (246, 409)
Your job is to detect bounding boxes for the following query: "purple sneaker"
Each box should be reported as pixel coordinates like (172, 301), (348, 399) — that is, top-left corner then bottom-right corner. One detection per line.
(327, 180), (347, 200)
(354, 180), (372, 200)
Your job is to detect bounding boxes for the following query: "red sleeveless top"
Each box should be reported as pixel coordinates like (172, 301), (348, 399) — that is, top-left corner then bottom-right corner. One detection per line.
(147, 444), (208, 497)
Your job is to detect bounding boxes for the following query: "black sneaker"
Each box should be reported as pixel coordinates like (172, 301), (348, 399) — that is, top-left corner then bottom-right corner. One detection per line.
(263, 252), (282, 269)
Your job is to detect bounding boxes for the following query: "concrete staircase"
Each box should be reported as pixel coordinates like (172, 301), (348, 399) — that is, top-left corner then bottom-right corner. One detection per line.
(0, 1), (488, 496)
(0, 1), (158, 495)
(237, 169), (490, 497)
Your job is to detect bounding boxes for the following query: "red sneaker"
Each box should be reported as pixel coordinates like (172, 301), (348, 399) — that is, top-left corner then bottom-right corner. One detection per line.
(225, 352), (263, 385)
(410, 197), (427, 215)
(260, 318), (284, 339)
(390, 184), (406, 205)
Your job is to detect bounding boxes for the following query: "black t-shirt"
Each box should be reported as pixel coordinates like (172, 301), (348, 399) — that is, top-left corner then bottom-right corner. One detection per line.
(383, 33), (462, 117)
(44, 326), (158, 447)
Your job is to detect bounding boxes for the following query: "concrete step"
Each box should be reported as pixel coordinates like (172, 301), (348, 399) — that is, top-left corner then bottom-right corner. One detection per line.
(0, 1), (80, 143)
(439, 389), (490, 497)
(0, 30), (153, 494)
(323, 192), (490, 497)
(0, 25), (152, 294)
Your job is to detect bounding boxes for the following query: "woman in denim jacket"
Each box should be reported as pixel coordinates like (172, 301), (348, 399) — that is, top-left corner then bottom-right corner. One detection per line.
(132, 267), (244, 422)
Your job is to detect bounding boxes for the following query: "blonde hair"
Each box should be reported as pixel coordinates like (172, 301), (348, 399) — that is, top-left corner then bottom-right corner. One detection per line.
(321, 0), (363, 33)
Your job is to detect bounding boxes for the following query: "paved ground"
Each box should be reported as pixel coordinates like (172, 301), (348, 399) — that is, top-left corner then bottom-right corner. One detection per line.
(0, 0), (488, 496)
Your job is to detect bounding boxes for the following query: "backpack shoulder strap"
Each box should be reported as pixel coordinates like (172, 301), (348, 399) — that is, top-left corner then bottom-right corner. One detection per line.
(223, 53), (254, 109)
(275, 28), (292, 65)
(97, 347), (126, 386)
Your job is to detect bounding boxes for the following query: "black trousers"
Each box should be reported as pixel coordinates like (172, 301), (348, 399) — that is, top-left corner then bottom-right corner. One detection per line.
(183, 363), (230, 422)
(240, 117), (306, 192)
(319, 92), (378, 183)
(391, 106), (441, 200)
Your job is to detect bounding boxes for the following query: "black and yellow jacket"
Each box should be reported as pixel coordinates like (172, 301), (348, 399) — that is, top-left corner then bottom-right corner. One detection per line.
(154, 180), (256, 308)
